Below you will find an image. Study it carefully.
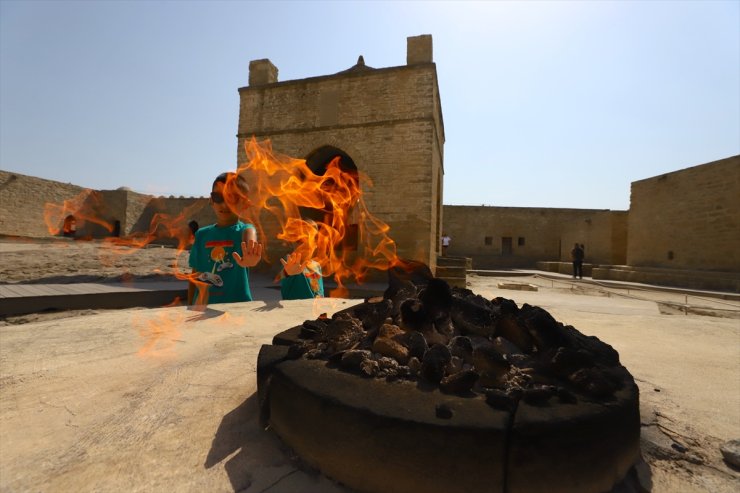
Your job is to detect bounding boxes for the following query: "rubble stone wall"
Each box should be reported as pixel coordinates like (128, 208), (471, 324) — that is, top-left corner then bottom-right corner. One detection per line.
(628, 155), (740, 271)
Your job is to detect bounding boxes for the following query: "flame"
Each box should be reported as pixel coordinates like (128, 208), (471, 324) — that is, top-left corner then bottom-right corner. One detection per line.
(135, 309), (184, 358)
(44, 189), (114, 237)
(115, 199), (206, 253)
(213, 311), (246, 326)
(234, 138), (401, 296)
(41, 138), (404, 301)
(43, 188), (209, 293)
(311, 297), (344, 319)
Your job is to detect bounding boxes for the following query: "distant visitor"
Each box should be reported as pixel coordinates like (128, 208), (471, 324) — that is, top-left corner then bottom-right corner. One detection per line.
(441, 232), (451, 255)
(571, 242), (584, 279)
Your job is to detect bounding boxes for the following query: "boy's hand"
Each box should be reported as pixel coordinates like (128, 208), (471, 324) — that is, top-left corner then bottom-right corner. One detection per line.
(233, 240), (263, 267)
(280, 252), (305, 276)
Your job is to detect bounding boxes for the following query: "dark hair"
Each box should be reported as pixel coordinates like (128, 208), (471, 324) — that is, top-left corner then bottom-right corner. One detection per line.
(213, 172), (250, 193)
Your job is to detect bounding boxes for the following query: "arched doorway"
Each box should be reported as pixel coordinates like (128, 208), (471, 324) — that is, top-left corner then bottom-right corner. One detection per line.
(62, 215), (77, 237)
(303, 146), (359, 250)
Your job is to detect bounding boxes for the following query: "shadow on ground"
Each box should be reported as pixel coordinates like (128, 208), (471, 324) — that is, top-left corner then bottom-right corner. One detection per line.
(205, 393), (355, 493)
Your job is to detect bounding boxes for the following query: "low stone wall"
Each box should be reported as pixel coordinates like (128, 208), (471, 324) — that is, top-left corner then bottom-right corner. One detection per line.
(536, 261), (594, 278)
(593, 266), (740, 293)
(537, 261), (739, 293)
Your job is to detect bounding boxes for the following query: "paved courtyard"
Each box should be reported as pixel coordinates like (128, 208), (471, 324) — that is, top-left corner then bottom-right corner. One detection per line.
(1, 272), (738, 492)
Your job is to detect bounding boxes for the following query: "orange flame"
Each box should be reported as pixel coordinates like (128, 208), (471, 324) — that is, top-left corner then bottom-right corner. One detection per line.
(115, 199), (206, 253)
(41, 138), (404, 301)
(135, 309), (184, 358)
(43, 189), (114, 237)
(43, 187), (209, 291)
(233, 138), (401, 296)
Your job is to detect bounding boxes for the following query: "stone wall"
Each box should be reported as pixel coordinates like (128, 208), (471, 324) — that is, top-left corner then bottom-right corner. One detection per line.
(628, 155), (740, 272)
(1, 170), (95, 238)
(0, 170), (213, 244)
(127, 196), (213, 246)
(442, 205), (628, 269)
(236, 36), (444, 274)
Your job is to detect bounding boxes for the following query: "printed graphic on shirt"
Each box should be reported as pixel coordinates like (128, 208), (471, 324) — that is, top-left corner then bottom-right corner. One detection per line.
(202, 240), (236, 286)
(197, 271), (224, 287)
(305, 261), (322, 296)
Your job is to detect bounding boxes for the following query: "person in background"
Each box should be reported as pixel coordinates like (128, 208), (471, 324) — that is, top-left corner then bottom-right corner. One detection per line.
(441, 232), (451, 256)
(571, 242), (584, 280)
(188, 220), (199, 238)
(188, 172), (262, 305)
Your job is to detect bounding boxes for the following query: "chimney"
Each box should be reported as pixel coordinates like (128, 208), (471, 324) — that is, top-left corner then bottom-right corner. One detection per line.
(249, 59), (278, 86)
(407, 35), (433, 65)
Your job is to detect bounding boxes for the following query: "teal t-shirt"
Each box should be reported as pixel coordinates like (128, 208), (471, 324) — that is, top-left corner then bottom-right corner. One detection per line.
(188, 221), (255, 304)
(279, 259), (324, 300)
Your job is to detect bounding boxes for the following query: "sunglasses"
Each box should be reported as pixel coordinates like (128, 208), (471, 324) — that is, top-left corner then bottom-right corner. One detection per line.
(211, 191), (251, 206)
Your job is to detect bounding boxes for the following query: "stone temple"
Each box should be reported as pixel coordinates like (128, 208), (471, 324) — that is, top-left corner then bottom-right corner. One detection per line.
(236, 34), (444, 274)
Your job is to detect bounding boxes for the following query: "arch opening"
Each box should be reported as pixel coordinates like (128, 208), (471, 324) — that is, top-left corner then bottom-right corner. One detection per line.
(302, 146), (360, 251)
(62, 215), (77, 237)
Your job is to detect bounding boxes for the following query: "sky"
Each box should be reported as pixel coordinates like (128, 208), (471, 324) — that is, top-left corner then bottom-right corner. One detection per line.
(1, 1), (738, 211)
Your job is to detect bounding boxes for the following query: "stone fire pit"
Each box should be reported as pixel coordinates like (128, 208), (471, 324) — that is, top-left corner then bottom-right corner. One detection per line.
(257, 269), (641, 493)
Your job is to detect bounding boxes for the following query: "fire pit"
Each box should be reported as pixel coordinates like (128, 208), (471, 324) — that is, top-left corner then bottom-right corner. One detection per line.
(257, 270), (641, 493)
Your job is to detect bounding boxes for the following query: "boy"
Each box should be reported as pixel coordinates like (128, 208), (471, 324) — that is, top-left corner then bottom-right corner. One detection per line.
(188, 172), (263, 305)
(277, 251), (325, 300)
(274, 220), (324, 300)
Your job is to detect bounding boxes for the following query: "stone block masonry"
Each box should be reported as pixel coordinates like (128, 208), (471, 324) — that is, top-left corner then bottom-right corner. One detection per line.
(443, 205), (628, 269)
(237, 35), (445, 272)
(628, 155), (740, 272)
(0, 170), (215, 242)
(0, 170), (87, 238)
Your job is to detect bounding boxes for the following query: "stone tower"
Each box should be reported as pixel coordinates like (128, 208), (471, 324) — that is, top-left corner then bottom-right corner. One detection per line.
(237, 34), (445, 275)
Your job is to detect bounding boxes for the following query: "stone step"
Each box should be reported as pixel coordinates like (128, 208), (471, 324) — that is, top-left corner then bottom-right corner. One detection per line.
(436, 256), (471, 268)
(436, 265), (467, 278)
(437, 276), (467, 289)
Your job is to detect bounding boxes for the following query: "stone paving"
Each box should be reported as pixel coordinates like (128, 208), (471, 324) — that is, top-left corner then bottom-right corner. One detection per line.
(0, 274), (738, 492)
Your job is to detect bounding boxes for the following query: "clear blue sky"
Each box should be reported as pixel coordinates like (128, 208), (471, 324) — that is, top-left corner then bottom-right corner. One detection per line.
(1, 0), (738, 211)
